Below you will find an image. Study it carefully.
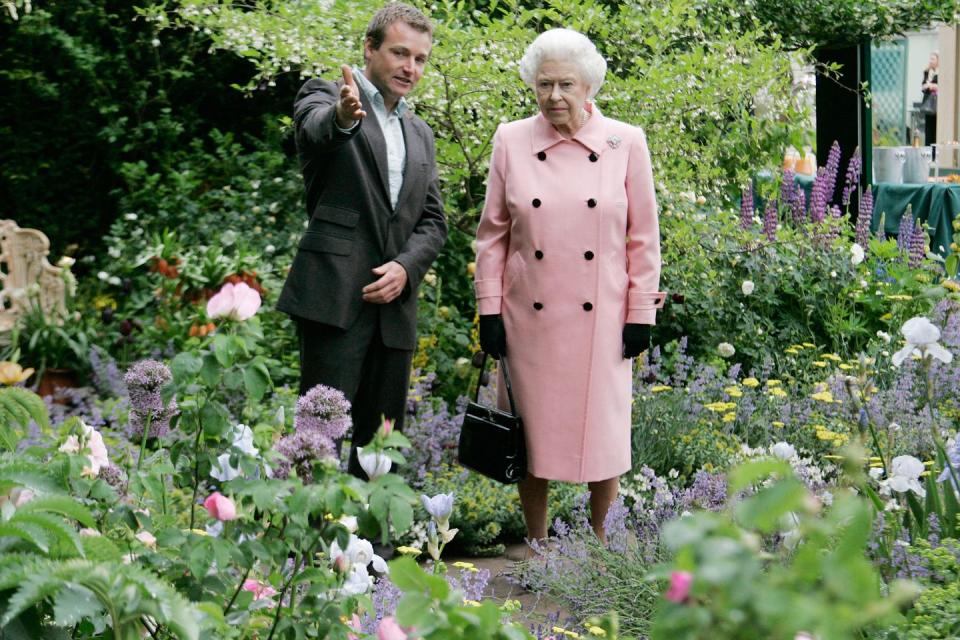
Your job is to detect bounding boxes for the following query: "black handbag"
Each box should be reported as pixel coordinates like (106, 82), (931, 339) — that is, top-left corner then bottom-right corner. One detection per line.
(920, 92), (938, 115)
(457, 353), (527, 484)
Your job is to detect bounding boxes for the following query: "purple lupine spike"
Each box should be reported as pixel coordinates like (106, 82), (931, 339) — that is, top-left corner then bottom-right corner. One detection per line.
(909, 219), (927, 268)
(897, 205), (914, 252)
(855, 185), (874, 247)
(763, 198), (778, 242)
(824, 204), (843, 243)
(740, 183), (754, 230)
(791, 188), (806, 226)
(780, 169), (796, 209)
(822, 141), (842, 206)
(841, 147), (862, 206)
(809, 167), (828, 223)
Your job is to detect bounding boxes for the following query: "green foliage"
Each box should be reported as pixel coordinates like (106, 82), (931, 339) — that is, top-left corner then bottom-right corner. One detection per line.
(389, 555), (533, 639)
(148, 0), (809, 221)
(748, 0), (960, 48)
(0, 559), (202, 640)
(880, 539), (960, 639)
(651, 458), (919, 640)
(0, 0), (296, 255)
(0, 386), (48, 451)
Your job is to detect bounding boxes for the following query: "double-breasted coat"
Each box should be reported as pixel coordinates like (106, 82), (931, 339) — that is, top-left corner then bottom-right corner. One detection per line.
(474, 106), (664, 482)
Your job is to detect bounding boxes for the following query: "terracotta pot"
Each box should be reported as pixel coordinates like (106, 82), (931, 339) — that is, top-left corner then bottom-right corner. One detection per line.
(37, 367), (78, 402)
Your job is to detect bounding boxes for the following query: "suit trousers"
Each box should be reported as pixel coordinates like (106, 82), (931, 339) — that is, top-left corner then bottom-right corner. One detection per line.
(297, 305), (413, 479)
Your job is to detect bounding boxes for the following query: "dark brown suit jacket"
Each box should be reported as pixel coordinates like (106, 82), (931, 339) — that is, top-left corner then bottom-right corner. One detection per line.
(277, 78), (447, 350)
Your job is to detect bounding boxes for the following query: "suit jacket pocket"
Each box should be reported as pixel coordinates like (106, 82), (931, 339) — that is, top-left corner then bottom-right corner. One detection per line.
(298, 230), (353, 256)
(312, 204), (360, 229)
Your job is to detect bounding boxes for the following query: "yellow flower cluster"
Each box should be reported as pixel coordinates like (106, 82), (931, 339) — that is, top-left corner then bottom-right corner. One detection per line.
(766, 387), (787, 398)
(650, 385), (673, 393)
(704, 401), (737, 412)
(743, 377), (760, 388)
(813, 424), (848, 445)
(723, 385), (743, 397)
(943, 279), (960, 293)
(553, 626), (581, 638)
(810, 390), (836, 403)
(722, 412), (737, 423)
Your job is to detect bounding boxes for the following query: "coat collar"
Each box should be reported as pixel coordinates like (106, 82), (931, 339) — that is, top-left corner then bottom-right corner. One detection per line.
(531, 102), (606, 155)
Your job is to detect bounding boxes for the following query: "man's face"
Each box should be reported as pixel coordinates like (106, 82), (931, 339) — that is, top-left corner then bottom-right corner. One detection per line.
(363, 21), (432, 107)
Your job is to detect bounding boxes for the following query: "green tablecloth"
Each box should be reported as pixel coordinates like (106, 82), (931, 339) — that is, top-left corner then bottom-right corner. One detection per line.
(872, 182), (960, 256)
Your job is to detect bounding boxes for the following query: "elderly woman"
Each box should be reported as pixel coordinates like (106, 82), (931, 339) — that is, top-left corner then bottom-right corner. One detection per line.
(474, 28), (664, 544)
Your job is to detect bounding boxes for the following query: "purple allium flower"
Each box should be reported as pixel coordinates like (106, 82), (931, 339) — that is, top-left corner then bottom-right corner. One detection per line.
(99, 464), (128, 492)
(841, 147), (862, 206)
(855, 185), (874, 248)
(123, 359), (177, 440)
(909, 219), (928, 268)
(272, 428), (338, 482)
(780, 169), (796, 209)
(809, 167), (828, 224)
(897, 206), (914, 253)
(740, 183), (754, 230)
(822, 140), (842, 206)
(763, 198), (778, 242)
(791, 188), (806, 226)
(294, 384), (351, 440)
(123, 359), (171, 414)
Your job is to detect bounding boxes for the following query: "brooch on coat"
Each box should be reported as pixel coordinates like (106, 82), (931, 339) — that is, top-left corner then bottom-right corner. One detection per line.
(606, 135), (622, 149)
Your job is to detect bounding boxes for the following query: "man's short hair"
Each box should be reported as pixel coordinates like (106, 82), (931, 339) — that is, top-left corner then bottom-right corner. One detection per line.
(365, 3), (433, 50)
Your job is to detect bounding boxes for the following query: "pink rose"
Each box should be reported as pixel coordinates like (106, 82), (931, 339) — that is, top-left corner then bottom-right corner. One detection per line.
(242, 579), (278, 600)
(665, 570), (693, 603)
(203, 492), (237, 521)
(346, 613), (362, 640)
(206, 282), (261, 322)
(377, 616), (408, 640)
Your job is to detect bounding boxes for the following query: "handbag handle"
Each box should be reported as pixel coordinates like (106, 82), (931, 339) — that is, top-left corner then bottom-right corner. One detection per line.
(473, 353), (520, 416)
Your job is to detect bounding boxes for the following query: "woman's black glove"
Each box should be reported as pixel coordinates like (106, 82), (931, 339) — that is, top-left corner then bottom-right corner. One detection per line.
(622, 324), (651, 359)
(479, 314), (507, 360)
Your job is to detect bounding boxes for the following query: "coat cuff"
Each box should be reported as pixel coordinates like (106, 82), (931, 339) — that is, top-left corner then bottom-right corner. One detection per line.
(475, 278), (503, 315)
(627, 291), (666, 324)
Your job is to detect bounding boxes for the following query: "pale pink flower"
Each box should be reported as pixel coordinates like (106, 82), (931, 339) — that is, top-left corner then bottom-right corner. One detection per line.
(59, 421), (109, 477)
(346, 613), (362, 640)
(377, 616), (408, 640)
(135, 531), (157, 548)
(665, 570), (693, 603)
(0, 487), (35, 510)
(242, 579), (278, 600)
(203, 491), (237, 521)
(206, 282), (261, 322)
(380, 418), (394, 436)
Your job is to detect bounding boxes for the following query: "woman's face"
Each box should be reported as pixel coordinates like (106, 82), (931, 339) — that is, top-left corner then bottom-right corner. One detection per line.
(929, 54), (939, 69)
(535, 59), (590, 132)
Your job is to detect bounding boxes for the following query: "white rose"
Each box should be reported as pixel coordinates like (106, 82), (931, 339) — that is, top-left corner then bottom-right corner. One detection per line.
(850, 243), (865, 265)
(741, 280), (755, 295)
(718, 342), (736, 358)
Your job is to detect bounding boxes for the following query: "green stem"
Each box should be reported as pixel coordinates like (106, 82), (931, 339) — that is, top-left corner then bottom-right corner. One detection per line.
(223, 565), (252, 615)
(136, 412), (153, 471)
(188, 410), (204, 531)
(267, 551), (302, 640)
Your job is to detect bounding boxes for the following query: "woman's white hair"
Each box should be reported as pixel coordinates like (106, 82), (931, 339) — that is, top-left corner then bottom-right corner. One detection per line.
(519, 28), (607, 100)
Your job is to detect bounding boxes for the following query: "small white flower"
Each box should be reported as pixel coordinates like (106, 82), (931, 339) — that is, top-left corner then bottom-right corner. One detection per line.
(150, 38), (160, 47)
(850, 243), (865, 265)
(107, 276), (121, 286)
(265, 244), (276, 254)
(107, 246), (122, 259)
(770, 441), (796, 460)
(891, 317), (953, 367)
(56, 256), (76, 268)
(338, 515), (358, 533)
(97, 271), (109, 281)
(357, 447), (392, 479)
(79, 528), (101, 537)
(124, 213), (138, 221)
(868, 467), (884, 481)
(876, 331), (891, 343)
(741, 280), (755, 295)
(717, 342), (736, 358)
(830, 270), (837, 278)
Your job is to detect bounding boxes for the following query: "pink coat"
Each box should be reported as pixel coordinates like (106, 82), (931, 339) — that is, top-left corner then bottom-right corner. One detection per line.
(474, 107), (664, 482)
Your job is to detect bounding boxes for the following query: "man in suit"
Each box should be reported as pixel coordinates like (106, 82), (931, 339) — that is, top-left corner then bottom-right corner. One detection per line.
(278, 3), (447, 478)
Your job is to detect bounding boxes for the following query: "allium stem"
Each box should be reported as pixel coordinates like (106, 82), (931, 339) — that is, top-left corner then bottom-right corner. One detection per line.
(136, 412), (153, 472)
(189, 407), (204, 531)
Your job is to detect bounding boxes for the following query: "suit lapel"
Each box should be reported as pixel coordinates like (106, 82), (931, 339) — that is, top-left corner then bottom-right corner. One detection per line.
(393, 112), (424, 215)
(357, 90), (392, 204)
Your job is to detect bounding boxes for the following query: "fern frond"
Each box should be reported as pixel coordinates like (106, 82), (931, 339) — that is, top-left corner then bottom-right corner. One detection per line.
(10, 512), (84, 558)
(18, 495), (97, 529)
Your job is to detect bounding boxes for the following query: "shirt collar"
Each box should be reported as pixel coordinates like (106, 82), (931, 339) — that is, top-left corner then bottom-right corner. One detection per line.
(531, 102), (605, 155)
(354, 67), (409, 117)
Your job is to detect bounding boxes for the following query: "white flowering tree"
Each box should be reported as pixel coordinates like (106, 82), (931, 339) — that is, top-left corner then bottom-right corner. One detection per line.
(139, 0), (810, 227)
